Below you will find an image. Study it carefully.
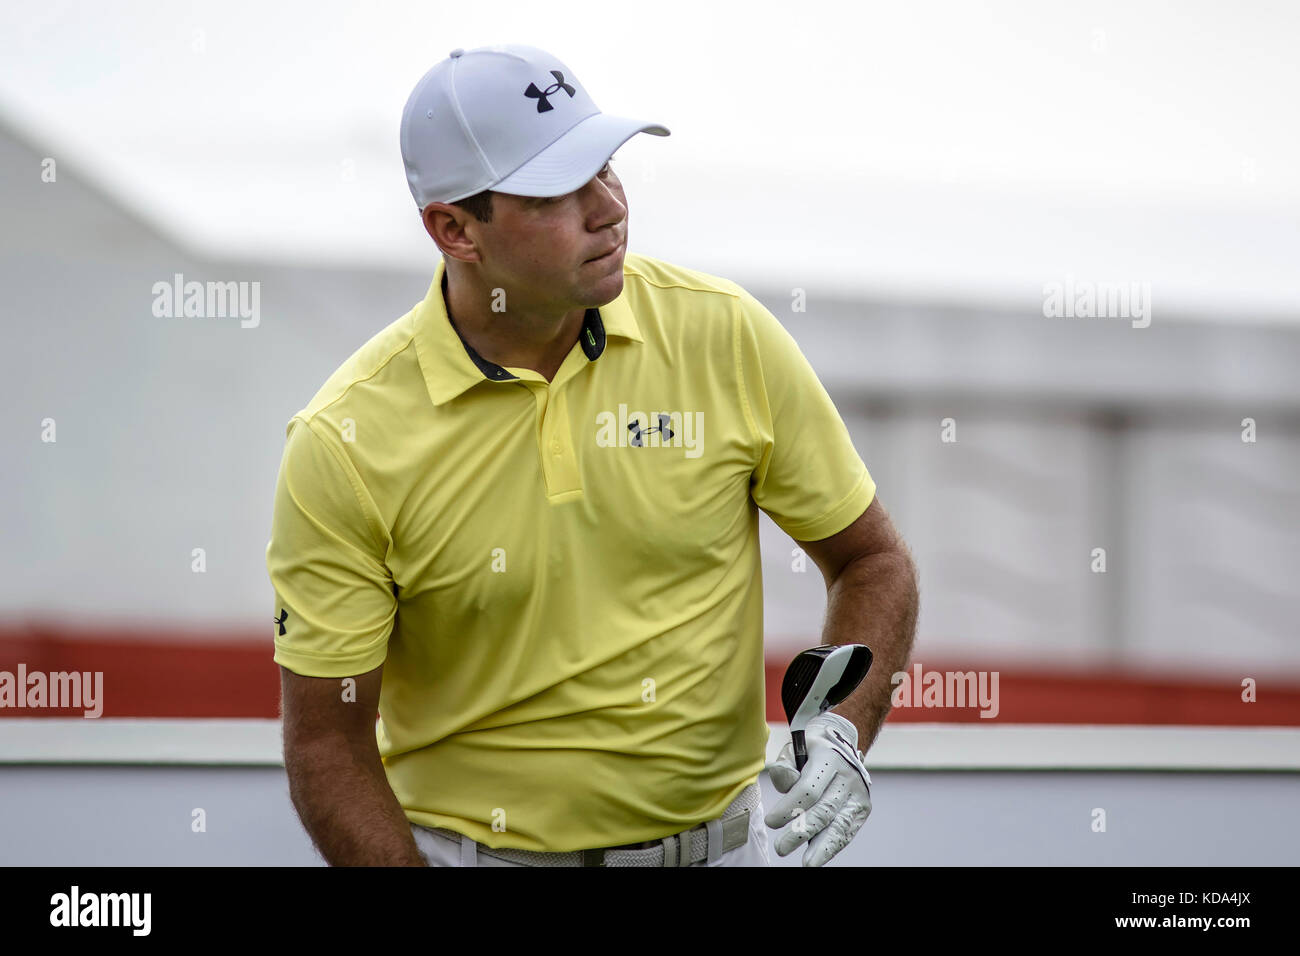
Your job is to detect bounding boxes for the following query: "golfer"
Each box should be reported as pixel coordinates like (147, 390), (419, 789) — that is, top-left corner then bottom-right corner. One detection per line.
(267, 43), (918, 867)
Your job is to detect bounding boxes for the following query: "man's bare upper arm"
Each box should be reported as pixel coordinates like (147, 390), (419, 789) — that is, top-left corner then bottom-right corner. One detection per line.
(795, 497), (907, 584)
(281, 662), (383, 746)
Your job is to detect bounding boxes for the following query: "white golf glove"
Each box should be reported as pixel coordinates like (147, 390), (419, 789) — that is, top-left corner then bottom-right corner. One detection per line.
(764, 712), (872, 867)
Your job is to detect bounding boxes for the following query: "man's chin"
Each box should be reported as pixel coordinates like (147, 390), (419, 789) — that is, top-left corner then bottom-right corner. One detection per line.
(584, 269), (625, 307)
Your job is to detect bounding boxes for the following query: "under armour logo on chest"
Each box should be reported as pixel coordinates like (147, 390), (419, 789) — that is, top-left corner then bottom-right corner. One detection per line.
(524, 71), (576, 113)
(628, 414), (675, 447)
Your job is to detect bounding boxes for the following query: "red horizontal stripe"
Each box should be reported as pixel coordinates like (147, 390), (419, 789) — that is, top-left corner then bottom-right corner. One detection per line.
(1, 626), (1297, 724)
(765, 657), (1300, 726)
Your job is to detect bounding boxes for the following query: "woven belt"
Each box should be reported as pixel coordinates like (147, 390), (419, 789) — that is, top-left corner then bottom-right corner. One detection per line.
(427, 783), (760, 867)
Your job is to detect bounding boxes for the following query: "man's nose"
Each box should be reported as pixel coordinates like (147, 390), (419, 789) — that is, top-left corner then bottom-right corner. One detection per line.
(583, 174), (626, 223)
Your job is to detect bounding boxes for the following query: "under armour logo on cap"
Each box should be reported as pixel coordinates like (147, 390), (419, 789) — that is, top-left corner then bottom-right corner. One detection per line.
(524, 70), (576, 113)
(399, 44), (669, 208)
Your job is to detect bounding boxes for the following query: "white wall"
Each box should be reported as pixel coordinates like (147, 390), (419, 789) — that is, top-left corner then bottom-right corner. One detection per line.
(2, 723), (1297, 865)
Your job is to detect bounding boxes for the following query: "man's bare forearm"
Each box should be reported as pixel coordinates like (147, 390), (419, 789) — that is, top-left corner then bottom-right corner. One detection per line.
(286, 734), (428, 866)
(824, 548), (919, 754)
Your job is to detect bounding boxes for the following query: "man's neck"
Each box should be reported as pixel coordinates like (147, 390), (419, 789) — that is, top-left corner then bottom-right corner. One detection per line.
(443, 269), (584, 383)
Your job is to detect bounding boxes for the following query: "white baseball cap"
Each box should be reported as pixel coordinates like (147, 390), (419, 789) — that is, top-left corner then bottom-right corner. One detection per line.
(400, 44), (670, 209)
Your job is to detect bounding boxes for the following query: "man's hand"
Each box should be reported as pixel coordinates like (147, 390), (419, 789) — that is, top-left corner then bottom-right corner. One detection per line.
(764, 712), (872, 867)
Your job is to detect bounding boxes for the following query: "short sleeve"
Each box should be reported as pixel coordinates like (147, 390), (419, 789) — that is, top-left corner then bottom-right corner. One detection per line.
(266, 416), (396, 677)
(735, 288), (876, 541)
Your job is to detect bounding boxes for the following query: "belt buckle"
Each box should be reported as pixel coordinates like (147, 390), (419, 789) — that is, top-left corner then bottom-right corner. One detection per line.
(584, 821), (712, 867)
(661, 829), (694, 867)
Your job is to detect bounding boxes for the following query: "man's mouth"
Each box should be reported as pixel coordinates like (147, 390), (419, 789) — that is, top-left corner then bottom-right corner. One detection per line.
(586, 240), (624, 263)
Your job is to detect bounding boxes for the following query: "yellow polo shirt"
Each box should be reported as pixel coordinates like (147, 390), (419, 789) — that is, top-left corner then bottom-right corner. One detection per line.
(267, 251), (875, 851)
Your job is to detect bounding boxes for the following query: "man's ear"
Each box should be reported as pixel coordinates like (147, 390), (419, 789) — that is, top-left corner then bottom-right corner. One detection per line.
(422, 203), (480, 262)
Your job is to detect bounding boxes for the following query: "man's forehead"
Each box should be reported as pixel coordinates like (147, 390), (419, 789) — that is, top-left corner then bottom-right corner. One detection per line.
(494, 190), (555, 206)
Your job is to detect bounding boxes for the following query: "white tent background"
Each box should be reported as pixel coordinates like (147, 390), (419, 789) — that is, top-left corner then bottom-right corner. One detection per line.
(2, 0), (1297, 316)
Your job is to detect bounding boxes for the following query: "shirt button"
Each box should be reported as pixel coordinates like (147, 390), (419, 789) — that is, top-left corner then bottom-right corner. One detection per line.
(551, 440), (562, 456)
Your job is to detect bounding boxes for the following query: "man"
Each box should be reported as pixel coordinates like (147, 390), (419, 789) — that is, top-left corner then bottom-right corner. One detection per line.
(268, 44), (918, 868)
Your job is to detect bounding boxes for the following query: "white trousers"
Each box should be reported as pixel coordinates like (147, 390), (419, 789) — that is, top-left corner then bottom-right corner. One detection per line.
(410, 791), (772, 867)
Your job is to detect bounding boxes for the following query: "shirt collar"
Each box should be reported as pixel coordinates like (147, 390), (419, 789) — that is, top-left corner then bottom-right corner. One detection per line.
(414, 257), (643, 407)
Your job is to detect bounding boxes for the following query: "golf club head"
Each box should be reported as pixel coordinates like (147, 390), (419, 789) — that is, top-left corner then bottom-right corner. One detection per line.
(781, 643), (873, 734)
